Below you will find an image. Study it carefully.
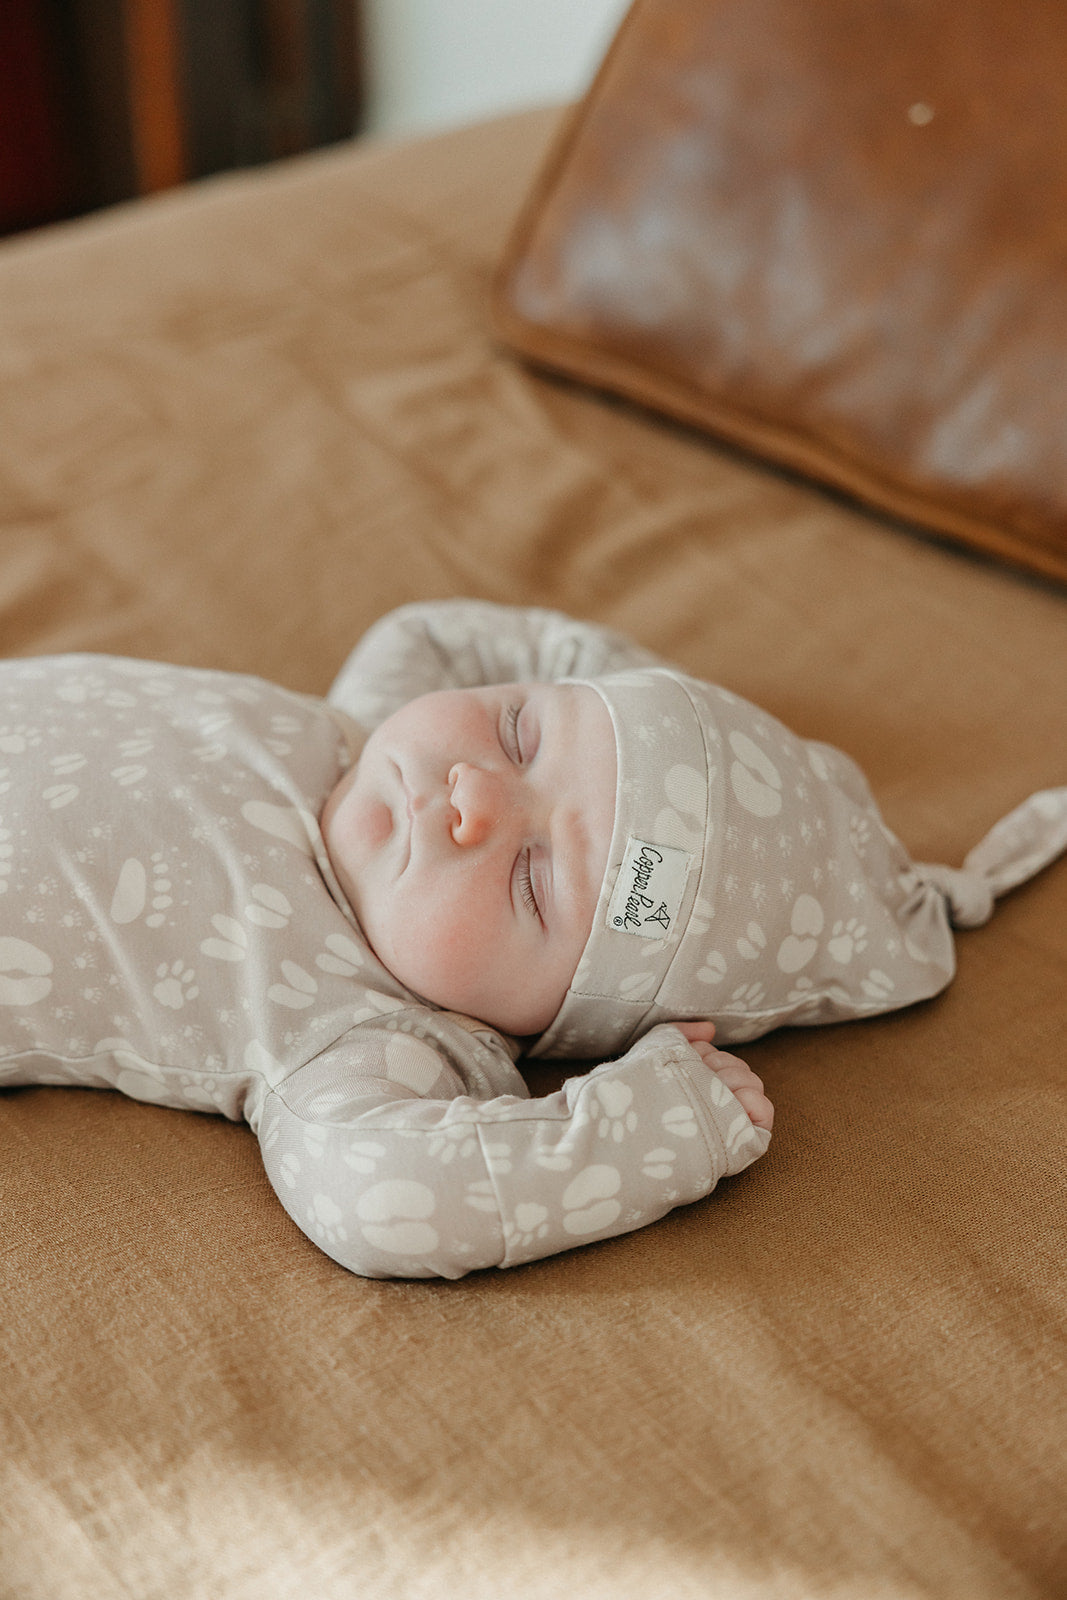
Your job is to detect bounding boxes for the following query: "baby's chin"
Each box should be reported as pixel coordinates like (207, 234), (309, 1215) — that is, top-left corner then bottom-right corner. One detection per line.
(431, 987), (562, 1043)
(388, 954), (565, 1041)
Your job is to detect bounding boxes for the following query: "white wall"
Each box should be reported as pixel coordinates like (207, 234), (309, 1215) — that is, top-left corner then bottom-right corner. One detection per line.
(362, 0), (632, 138)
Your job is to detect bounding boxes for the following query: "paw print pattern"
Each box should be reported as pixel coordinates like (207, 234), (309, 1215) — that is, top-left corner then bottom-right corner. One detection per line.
(652, 762), (707, 852)
(687, 896), (715, 938)
(464, 1179), (497, 1213)
(315, 932), (366, 977)
(533, 1149), (574, 1174)
(729, 980), (766, 1008)
(268, 960), (318, 1009)
(736, 921), (766, 960)
(383, 1035), (445, 1095)
(200, 888), (293, 962)
(264, 713), (304, 756)
(145, 855), (176, 926)
(111, 852), (177, 928)
(302, 1124), (328, 1161)
(723, 1110), (761, 1159)
(807, 746), (831, 782)
(153, 961), (199, 1010)
(111, 860), (144, 926)
(355, 1179), (438, 1256)
(118, 733), (154, 759)
(861, 969), (896, 1001)
(278, 1151), (302, 1189)
(0, 936), (53, 1005)
(188, 703), (233, 762)
(849, 814), (873, 856)
(307, 1192), (348, 1247)
(111, 762), (148, 788)
(55, 677), (101, 705)
(828, 918), (867, 963)
(43, 783), (80, 811)
(428, 1124), (479, 1164)
(0, 815), (13, 895)
(481, 1141), (513, 1175)
(342, 1140), (387, 1175)
(729, 731), (783, 817)
(776, 894), (824, 973)
(201, 914), (249, 961)
(642, 1147), (677, 1180)
(618, 970), (656, 1000)
(595, 1080), (638, 1143)
(176, 1074), (231, 1112)
(49, 753), (87, 776)
(700, 1072), (758, 1157)
(504, 1202), (550, 1250)
(697, 949), (727, 984)
(661, 1103), (698, 1139)
(560, 1165), (622, 1237)
(244, 884), (292, 928)
(0, 724), (42, 753)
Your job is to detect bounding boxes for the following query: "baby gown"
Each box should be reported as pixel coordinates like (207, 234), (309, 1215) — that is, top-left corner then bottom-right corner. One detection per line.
(0, 604), (768, 1279)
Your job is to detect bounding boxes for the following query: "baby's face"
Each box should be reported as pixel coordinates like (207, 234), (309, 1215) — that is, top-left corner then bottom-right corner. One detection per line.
(321, 683), (617, 1036)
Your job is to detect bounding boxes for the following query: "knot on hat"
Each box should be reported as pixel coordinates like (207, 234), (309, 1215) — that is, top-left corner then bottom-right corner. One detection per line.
(915, 863), (995, 929)
(919, 787), (1067, 930)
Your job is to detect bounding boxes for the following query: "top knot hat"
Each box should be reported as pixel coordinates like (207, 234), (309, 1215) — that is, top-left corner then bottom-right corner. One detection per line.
(532, 668), (1067, 1060)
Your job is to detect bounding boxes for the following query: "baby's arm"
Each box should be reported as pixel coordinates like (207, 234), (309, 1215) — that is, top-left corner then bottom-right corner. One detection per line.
(327, 599), (668, 726)
(256, 1020), (771, 1280)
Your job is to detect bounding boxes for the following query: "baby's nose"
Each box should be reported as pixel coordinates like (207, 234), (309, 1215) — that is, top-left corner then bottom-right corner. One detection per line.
(448, 763), (509, 846)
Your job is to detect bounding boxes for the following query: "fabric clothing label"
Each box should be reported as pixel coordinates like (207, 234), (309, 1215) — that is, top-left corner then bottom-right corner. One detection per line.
(607, 836), (693, 941)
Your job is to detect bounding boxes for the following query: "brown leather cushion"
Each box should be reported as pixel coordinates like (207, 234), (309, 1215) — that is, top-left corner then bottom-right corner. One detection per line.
(493, 0), (1067, 585)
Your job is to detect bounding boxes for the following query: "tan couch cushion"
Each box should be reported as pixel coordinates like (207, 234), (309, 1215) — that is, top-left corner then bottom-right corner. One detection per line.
(494, 0), (1067, 585)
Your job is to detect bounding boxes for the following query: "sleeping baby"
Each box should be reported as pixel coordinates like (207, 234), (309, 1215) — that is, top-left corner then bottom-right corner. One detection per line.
(2, 600), (1064, 1279)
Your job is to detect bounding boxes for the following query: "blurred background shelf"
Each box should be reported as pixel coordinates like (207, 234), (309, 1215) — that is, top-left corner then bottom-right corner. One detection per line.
(1, 0), (632, 238)
(0, 0), (363, 234)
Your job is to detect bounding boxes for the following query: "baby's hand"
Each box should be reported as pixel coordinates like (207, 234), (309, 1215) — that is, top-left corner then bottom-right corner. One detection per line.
(675, 1021), (774, 1132)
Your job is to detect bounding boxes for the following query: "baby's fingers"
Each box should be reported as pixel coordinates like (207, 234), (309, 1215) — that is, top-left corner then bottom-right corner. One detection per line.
(677, 1031), (775, 1132)
(708, 1050), (774, 1132)
(730, 1084), (775, 1131)
(675, 1020), (716, 1046)
(707, 1052), (759, 1093)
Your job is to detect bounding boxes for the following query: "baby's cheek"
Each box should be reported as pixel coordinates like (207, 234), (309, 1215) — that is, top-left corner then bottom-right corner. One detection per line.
(357, 798), (393, 850)
(382, 891), (488, 1006)
(431, 902), (499, 988)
